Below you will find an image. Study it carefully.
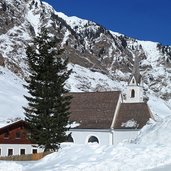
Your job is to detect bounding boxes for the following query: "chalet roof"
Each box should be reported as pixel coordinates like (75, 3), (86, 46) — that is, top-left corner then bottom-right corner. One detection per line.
(114, 103), (151, 129)
(69, 91), (121, 129)
(0, 120), (27, 134)
(0, 120), (31, 144)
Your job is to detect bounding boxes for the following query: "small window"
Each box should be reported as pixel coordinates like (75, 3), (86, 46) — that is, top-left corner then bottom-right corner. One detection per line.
(4, 132), (9, 139)
(20, 149), (25, 155)
(8, 149), (13, 156)
(131, 89), (135, 98)
(0, 148), (1, 156)
(32, 149), (37, 154)
(132, 79), (135, 84)
(16, 132), (21, 139)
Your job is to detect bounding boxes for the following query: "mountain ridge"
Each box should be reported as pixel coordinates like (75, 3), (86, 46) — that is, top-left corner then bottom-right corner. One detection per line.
(0, 0), (171, 121)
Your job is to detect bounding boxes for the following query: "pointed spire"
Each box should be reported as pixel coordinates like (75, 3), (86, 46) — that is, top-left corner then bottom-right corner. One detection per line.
(131, 54), (141, 85)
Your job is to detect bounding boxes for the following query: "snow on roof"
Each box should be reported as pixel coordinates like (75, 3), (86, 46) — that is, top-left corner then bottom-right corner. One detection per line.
(66, 121), (80, 129)
(0, 119), (23, 129)
(114, 103), (151, 129)
(121, 119), (139, 128)
(0, 121), (10, 129)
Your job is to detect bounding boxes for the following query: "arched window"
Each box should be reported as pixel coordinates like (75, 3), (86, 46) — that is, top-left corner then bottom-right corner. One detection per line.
(131, 89), (135, 98)
(88, 136), (99, 143)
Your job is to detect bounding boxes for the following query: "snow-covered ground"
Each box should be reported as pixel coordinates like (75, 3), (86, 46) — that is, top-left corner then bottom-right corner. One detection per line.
(1, 117), (171, 171)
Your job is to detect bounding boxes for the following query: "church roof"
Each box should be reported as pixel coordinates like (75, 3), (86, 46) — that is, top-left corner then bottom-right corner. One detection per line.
(69, 91), (121, 129)
(114, 103), (151, 129)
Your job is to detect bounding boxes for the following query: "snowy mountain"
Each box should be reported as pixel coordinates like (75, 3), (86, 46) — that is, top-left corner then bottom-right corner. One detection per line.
(1, 0), (171, 170)
(0, 0), (171, 122)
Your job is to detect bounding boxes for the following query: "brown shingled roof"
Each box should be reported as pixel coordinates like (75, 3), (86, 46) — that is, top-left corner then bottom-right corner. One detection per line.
(69, 91), (121, 129)
(0, 120), (27, 134)
(114, 103), (151, 129)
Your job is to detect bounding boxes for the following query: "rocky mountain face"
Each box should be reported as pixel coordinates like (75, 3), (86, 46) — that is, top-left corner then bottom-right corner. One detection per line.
(0, 0), (171, 102)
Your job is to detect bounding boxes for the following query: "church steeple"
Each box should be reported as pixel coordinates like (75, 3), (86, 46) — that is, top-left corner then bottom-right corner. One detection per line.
(124, 55), (144, 103)
(131, 55), (141, 85)
(129, 54), (142, 86)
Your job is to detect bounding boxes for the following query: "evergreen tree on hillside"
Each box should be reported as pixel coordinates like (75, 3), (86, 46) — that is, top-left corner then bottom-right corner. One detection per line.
(23, 29), (72, 152)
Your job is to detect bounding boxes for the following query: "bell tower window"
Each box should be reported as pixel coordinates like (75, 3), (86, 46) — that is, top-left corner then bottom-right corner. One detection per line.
(132, 79), (135, 84)
(131, 89), (135, 98)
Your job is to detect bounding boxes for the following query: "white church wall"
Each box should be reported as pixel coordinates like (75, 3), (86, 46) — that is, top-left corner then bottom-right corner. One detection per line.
(68, 129), (113, 145)
(113, 130), (139, 145)
(68, 129), (139, 145)
(0, 144), (44, 156)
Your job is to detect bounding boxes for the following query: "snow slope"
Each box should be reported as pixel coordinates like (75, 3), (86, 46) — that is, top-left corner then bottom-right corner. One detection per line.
(0, 67), (27, 127)
(1, 116), (171, 171)
(1, 129), (171, 171)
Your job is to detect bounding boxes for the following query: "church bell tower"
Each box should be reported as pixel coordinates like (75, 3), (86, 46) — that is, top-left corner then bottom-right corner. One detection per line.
(125, 55), (144, 103)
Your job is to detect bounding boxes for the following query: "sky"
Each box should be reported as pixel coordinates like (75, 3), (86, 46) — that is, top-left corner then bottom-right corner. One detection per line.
(44, 0), (171, 45)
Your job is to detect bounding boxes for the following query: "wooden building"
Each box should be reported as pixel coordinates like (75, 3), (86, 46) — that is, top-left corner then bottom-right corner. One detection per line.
(0, 120), (43, 156)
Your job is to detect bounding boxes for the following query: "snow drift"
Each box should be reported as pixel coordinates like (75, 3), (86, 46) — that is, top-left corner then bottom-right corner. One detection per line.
(0, 117), (171, 171)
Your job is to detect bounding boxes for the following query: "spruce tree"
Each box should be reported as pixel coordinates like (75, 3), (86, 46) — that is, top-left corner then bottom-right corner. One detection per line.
(23, 29), (72, 152)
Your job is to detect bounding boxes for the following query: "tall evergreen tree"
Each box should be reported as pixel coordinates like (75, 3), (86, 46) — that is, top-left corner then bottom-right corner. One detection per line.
(23, 29), (72, 152)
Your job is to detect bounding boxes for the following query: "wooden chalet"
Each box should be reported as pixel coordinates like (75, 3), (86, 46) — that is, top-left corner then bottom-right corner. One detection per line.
(0, 120), (43, 156)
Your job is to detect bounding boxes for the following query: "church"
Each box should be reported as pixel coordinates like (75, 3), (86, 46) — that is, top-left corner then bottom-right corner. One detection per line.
(67, 56), (153, 145)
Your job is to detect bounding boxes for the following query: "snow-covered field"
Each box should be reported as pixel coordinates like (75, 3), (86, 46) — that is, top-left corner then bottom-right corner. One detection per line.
(1, 116), (171, 171)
